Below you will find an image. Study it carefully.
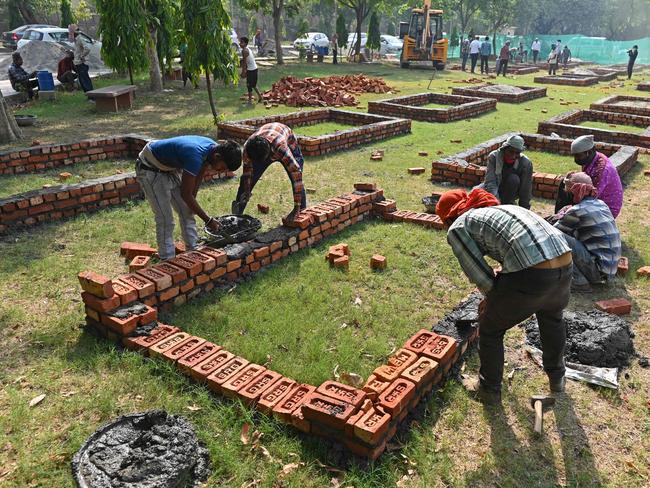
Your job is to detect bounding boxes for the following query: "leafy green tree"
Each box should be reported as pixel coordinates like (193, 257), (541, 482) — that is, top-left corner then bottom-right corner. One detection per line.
(336, 12), (348, 49)
(449, 25), (459, 57)
(483, 0), (515, 52)
(367, 10), (380, 52)
(337, 0), (374, 60)
(73, 0), (92, 22)
(8, 0), (23, 29)
(181, 0), (239, 123)
(60, 0), (75, 27)
(296, 18), (309, 37)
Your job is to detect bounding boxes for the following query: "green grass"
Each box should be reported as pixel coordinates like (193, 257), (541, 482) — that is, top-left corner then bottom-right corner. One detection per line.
(577, 120), (649, 134)
(524, 150), (575, 175)
(1, 61), (649, 487)
(0, 159), (133, 198)
(295, 121), (355, 137)
(421, 102), (454, 109)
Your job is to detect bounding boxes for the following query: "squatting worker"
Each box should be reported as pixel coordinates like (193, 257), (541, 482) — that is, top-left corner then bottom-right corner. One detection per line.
(233, 123), (306, 222)
(436, 189), (572, 400)
(136, 136), (242, 260)
(477, 135), (532, 209)
(555, 135), (623, 218)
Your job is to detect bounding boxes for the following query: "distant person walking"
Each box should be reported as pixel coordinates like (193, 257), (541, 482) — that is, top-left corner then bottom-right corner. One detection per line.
(239, 36), (262, 104)
(469, 36), (481, 73)
(179, 43), (194, 88)
(461, 36), (470, 71)
(531, 38), (541, 63)
(562, 45), (572, 68)
(480, 36), (491, 74)
(547, 43), (559, 75)
(497, 41), (510, 76)
(627, 45), (639, 79)
(69, 24), (93, 92)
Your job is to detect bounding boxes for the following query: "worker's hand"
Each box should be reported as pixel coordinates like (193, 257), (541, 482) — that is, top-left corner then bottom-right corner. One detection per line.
(206, 218), (221, 234)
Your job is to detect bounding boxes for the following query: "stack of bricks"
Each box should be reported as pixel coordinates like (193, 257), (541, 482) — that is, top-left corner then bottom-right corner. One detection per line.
(383, 210), (444, 229)
(591, 95), (650, 117)
(638, 81), (650, 92)
(451, 84), (547, 103)
(217, 109), (411, 157)
(533, 74), (600, 86)
(368, 93), (496, 123)
(538, 109), (650, 152)
(0, 135), (233, 234)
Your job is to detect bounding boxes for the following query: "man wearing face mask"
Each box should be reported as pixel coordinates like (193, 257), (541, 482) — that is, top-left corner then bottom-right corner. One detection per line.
(554, 135), (623, 218)
(477, 135), (533, 209)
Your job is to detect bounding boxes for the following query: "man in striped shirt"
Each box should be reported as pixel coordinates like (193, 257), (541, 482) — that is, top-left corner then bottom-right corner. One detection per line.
(436, 189), (572, 399)
(233, 123), (306, 222)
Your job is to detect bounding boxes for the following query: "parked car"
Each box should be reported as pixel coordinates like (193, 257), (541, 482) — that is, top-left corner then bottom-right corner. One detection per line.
(2, 24), (57, 49)
(347, 32), (368, 49)
(293, 32), (329, 51)
(380, 34), (402, 55)
(16, 27), (101, 50)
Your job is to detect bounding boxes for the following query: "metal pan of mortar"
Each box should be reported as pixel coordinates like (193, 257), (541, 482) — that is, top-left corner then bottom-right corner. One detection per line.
(203, 214), (261, 247)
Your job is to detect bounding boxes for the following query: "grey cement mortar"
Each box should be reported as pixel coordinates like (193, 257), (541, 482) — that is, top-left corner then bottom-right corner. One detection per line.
(72, 410), (210, 488)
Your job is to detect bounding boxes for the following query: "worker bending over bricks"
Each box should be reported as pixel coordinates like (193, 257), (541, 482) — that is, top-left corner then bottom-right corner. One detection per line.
(232, 123), (306, 222)
(136, 136), (242, 260)
(554, 135), (624, 219)
(436, 188), (572, 401)
(550, 172), (621, 292)
(476, 135), (533, 209)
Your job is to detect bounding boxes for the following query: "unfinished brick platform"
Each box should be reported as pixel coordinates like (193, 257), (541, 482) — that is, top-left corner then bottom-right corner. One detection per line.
(431, 132), (638, 199)
(506, 64), (541, 75)
(451, 84), (547, 103)
(538, 109), (650, 153)
(217, 109), (410, 156)
(591, 95), (650, 117)
(533, 74), (600, 86)
(367, 93), (496, 123)
(638, 82), (650, 92)
(78, 185), (478, 461)
(0, 135), (233, 234)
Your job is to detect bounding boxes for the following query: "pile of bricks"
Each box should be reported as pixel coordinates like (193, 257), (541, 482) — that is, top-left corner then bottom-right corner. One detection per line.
(638, 81), (650, 92)
(430, 132), (639, 199)
(217, 109), (410, 157)
(261, 74), (393, 107)
(591, 95), (650, 117)
(368, 93), (496, 123)
(538, 109), (650, 152)
(533, 74), (600, 86)
(451, 84), (547, 103)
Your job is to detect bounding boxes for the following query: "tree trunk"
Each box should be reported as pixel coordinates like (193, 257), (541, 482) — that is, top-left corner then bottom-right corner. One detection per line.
(355, 8), (363, 61)
(0, 92), (22, 144)
(127, 57), (134, 86)
(145, 26), (163, 92)
(273, 0), (284, 65)
(205, 69), (218, 124)
(16, 2), (39, 24)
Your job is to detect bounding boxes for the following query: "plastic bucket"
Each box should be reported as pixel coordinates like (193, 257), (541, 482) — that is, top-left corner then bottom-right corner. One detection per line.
(36, 71), (55, 91)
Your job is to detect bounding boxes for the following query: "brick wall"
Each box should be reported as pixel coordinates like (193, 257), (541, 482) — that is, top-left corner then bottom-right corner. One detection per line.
(368, 93), (496, 122)
(591, 95), (650, 117)
(217, 109), (411, 156)
(507, 66), (540, 75)
(533, 74), (600, 86)
(637, 81), (650, 92)
(451, 84), (547, 103)
(538, 109), (650, 152)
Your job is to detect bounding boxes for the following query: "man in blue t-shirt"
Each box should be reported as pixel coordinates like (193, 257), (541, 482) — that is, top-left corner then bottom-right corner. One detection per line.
(136, 135), (242, 259)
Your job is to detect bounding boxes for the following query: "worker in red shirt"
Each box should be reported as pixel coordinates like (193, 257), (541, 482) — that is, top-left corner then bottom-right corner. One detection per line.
(57, 50), (77, 91)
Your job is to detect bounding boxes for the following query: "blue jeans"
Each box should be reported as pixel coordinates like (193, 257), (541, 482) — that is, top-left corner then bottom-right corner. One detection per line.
(563, 235), (602, 286)
(74, 63), (94, 92)
(235, 145), (307, 212)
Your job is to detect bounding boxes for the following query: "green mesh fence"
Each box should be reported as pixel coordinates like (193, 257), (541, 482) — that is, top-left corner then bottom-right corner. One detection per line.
(447, 33), (649, 65)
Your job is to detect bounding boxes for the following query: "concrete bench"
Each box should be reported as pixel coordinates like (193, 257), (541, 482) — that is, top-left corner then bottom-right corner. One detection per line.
(86, 85), (137, 113)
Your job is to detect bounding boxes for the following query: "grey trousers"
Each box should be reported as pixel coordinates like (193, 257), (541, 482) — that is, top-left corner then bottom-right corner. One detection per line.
(135, 163), (198, 260)
(563, 235), (603, 286)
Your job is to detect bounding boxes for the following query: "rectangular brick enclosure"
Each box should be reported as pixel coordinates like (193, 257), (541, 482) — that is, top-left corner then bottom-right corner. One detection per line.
(533, 74), (600, 86)
(367, 93), (496, 122)
(538, 109), (650, 152)
(217, 109), (410, 156)
(431, 132), (638, 199)
(0, 135), (233, 234)
(591, 95), (650, 117)
(639, 82), (650, 92)
(451, 84), (546, 103)
(506, 64), (541, 75)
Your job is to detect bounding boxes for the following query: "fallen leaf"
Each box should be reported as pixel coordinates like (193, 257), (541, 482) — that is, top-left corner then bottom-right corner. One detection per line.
(240, 423), (250, 445)
(316, 459), (346, 474)
(258, 445), (276, 463)
(354, 296), (362, 306)
(186, 404), (202, 412)
(29, 394), (46, 407)
(278, 462), (303, 478)
(332, 364), (340, 381)
(340, 372), (364, 388)
(61, 391), (76, 398)
(330, 477), (342, 487)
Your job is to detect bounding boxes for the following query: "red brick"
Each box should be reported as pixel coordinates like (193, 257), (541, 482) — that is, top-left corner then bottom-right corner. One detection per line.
(81, 292), (120, 312)
(158, 285), (179, 302)
(373, 364), (405, 383)
(387, 348), (418, 370)
(210, 267), (226, 280)
(120, 241), (156, 260)
(189, 349), (234, 381)
(270, 241), (282, 253)
(353, 182), (377, 191)
(149, 332), (192, 357)
(238, 370), (283, 405)
(343, 437), (387, 460)
(301, 392), (356, 430)
(136, 304), (157, 325)
(316, 380), (367, 409)
(197, 246), (227, 266)
(333, 255), (349, 270)
(272, 384), (316, 423)
(161, 336), (205, 363)
(257, 204), (270, 214)
(257, 378), (297, 414)
(354, 407), (391, 445)
(100, 311), (139, 335)
(253, 247), (270, 259)
(169, 256), (202, 277)
(206, 357), (250, 394)
(370, 254), (387, 270)
(78, 270), (114, 298)
(408, 167), (426, 175)
(326, 248), (345, 264)
(378, 378), (416, 416)
(174, 241), (186, 254)
(122, 324), (180, 352)
(154, 262), (187, 284)
(85, 306), (100, 321)
(226, 259), (242, 272)
(290, 405), (311, 433)
(362, 374), (391, 401)
(330, 243), (350, 256)
(283, 212), (313, 229)
(118, 273), (155, 298)
(401, 356), (439, 389)
(136, 267), (172, 291)
(617, 257), (629, 276)
(421, 334), (457, 370)
(179, 279), (195, 293)
(403, 329), (437, 354)
(637, 266), (650, 276)
(129, 255), (150, 272)
(595, 298), (632, 315)
(112, 280), (138, 305)
(184, 251), (216, 272)
(221, 363), (266, 398)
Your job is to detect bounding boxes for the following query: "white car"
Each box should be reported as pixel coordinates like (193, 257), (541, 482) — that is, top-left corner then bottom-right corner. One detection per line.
(293, 32), (329, 51)
(380, 34), (402, 55)
(347, 32), (367, 48)
(17, 27), (100, 50)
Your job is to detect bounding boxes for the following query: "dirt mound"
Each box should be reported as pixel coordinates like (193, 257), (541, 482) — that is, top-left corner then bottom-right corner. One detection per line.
(262, 74), (393, 107)
(72, 410), (210, 488)
(477, 84), (526, 94)
(522, 310), (635, 368)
